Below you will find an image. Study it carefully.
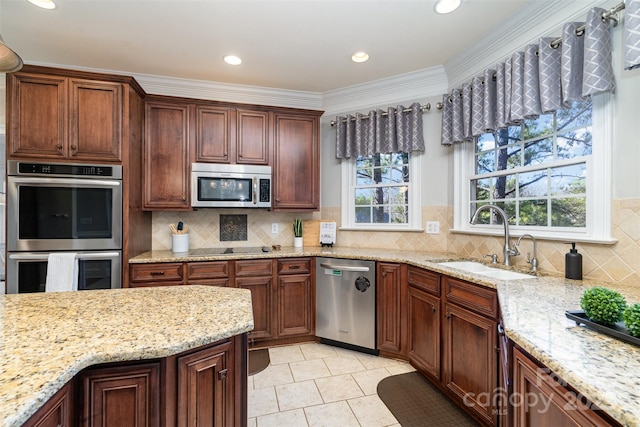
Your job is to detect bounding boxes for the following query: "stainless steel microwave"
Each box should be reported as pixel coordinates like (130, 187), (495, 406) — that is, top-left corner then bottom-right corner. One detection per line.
(191, 163), (272, 208)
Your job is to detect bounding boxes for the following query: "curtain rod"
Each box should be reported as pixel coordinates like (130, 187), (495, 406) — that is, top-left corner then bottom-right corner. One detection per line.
(330, 103), (441, 126)
(549, 2), (625, 48)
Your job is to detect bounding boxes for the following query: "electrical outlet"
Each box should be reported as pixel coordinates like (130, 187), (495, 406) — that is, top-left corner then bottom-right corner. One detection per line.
(426, 221), (440, 234)
(271, 223), (278, 234)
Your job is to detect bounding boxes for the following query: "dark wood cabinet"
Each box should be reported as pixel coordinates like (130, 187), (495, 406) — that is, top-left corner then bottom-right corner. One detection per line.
(177, 340), (234, 427)
(512, 347), (615, 427)
(407, 266), (441, 380)
(236, 108), (270, 165)
(143, 98), (191, 210)
(376, 262), (408, 358)
(272, 112), (321, 211)
(442, 276), (498, 426)
(8, 71), (123, 162)
(276, 258), (314, 338)
(235, 259), (276, 341)
(129, 262), (185, 287)
(186, 261), (232, 287)
(195, 105), (233, 163)
(80, 363), (160, 427)
(195, 106), (269, 165)
(23, 381), (73, 427)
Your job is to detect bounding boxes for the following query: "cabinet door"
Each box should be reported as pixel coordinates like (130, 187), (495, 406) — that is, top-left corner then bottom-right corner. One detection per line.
(177, 341), (233, 427)
(236, 109), (269, 165)
(272, 113), (320, 211)
(8, 72), (67, 159)
(277, 274), (313, 337)
(513, 348), (612, 427)
(443, 302), (497, 426)
(376, 262), (407, 358)
(69, 79), (123, 162)
(81, 363), (160, 427)
(408, 286), (440, 380)
(143, 101), (191, 210)
(195, 105), (233, 163)
(236, 275), (275, 340)
(23, 381), (73, 427)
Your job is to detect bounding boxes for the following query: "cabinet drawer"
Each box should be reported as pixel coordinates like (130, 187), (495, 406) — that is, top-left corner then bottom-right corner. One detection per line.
(234, 259), (273, 277)
(130, 263), (184, 283)
(407, 266), (440, 296)
(186, 261), (230, 280)
(277, 258), (311, 275)
(444, 276), (498, 319)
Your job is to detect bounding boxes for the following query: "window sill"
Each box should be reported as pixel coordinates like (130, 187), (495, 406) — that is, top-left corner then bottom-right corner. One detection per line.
(449, 228), (618, 245)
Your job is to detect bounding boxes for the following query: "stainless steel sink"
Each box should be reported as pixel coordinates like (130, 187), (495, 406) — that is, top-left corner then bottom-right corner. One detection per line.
(438, 261), (534, 281)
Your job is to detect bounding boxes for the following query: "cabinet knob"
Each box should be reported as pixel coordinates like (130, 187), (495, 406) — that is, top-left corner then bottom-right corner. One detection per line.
(70, 145), (77, 151)
(150, 271), (165, 276)
(432, 307), (437, 313)
(218, 368), (228, 380)
(55, 144), (63, 151)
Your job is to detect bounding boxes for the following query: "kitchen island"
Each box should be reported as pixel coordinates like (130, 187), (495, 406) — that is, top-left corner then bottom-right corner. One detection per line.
(0, 285), (254, 426)
(132, 246), (640, 426)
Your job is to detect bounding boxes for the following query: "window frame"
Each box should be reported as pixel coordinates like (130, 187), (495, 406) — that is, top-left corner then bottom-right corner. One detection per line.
(340, 152), (422, 231)
(452, 93), (614, 243)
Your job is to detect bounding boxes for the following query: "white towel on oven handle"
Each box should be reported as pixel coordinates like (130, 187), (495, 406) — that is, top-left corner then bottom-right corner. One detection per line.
(45, 253), (79, 292)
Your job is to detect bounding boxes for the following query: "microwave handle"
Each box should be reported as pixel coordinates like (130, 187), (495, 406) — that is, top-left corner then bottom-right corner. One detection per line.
(253, 176), (257, 205)
(9, 252), (120, 261)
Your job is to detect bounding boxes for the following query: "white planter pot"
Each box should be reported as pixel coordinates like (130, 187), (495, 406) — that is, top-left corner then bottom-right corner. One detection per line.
(294, 236), (303, 248)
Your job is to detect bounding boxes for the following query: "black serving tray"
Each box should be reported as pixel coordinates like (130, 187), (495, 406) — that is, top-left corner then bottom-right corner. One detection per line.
(565, 310), (640, 347)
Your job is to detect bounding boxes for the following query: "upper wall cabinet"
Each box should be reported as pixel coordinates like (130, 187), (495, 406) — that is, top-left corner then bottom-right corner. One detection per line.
(195, 106), (269, 165)
(8, 71), (123, 162)
(272, 112), (321, 211)
(143, 98), (192, 210)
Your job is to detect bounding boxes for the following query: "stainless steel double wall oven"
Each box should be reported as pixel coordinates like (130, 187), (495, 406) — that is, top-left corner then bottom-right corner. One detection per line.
(6, 161), (123, 293)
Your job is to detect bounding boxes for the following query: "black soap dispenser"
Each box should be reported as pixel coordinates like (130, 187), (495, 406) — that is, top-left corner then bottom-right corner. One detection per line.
(565, 243), (582, 280)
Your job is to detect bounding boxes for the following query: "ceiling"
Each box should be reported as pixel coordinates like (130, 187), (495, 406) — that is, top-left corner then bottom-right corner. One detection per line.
(1, 0), (533, 94)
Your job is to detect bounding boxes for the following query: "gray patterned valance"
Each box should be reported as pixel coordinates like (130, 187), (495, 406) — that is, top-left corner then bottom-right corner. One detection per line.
(335, 102), (425, 159)
(441, 6), (616, 146)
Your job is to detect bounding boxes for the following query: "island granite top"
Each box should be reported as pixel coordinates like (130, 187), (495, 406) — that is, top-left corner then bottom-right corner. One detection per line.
(0, 285), (253, 426)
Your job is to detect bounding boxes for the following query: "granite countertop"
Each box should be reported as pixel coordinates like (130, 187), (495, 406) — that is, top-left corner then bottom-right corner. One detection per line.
(132, 246), (640, 426)
(0, 285), (254, 426)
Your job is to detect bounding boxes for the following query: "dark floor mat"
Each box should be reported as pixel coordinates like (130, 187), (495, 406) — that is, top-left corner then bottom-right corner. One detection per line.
(248, 348), (270, 376)
(377, 372), (480, 427)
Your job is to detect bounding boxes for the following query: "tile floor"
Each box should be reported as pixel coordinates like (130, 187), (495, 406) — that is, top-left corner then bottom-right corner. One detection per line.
(248, 342), (416, 427)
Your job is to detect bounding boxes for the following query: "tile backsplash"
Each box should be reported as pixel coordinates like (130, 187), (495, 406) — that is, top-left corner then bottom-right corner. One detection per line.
(151, 198), (640, 286)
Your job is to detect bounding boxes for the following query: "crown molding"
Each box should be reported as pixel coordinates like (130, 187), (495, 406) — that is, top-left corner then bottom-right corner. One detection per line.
(321, 66), (448, 117)
(444, 0), (606, 88)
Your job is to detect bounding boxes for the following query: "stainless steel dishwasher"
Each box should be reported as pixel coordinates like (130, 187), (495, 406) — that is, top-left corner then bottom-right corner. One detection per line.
(315, 257), (377, 354)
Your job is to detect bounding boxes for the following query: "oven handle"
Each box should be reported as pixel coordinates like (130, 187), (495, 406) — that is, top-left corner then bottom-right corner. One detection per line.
(8, 177), (121, 187)
(9, 252), (120, 261)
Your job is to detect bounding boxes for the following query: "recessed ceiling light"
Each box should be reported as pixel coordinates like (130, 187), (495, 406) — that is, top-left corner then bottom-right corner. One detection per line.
(27, 0), (56, 10)
(224, 55), (242, 65)
(351, 51), (369, 63)
(434, 0), (461, 14)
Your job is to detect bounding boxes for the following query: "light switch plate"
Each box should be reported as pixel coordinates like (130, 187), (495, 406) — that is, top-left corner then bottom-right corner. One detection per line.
(271, 223), (278, 234)
(426, 221), (440, 234)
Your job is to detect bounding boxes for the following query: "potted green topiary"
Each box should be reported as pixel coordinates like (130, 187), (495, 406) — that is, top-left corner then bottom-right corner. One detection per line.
(580, 287), (627, 326)
(623, 304), (640, 337)
(293, 218), (303, 248)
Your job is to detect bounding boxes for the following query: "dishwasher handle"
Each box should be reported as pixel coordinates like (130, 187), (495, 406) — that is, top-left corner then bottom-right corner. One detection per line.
(320, 262), (370, 272)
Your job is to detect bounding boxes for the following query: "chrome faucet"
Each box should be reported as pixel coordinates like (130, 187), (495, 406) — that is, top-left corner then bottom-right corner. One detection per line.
(516, 233), (538, 272)
(470, 204), (519, 266)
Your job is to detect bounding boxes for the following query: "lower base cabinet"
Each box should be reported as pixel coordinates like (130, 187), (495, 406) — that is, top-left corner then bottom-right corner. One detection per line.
(512, 347), (618, 427)
(81, 363), (160, 427)
(23, 334), (247, 427)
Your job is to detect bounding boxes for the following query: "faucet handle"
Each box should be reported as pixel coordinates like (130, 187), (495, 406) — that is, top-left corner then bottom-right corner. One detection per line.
(483, 254), (499, 264)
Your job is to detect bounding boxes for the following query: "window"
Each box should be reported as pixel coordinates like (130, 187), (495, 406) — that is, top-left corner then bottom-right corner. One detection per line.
(453, 94), (613, 242)
(341, 152), (422, 230)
